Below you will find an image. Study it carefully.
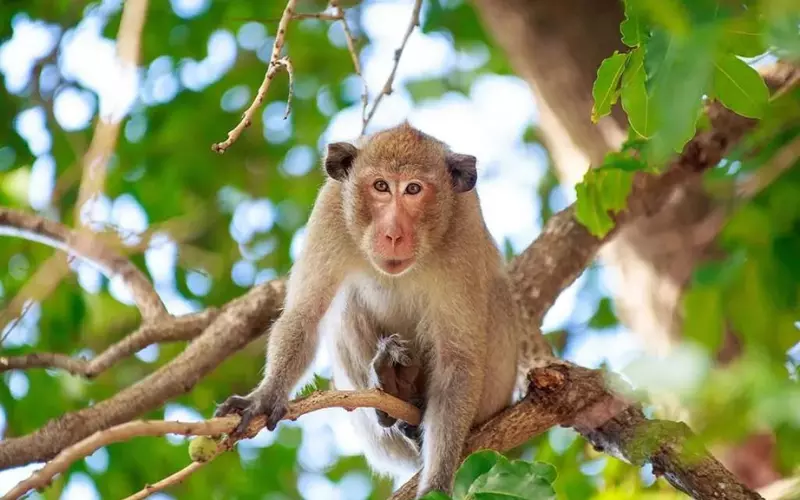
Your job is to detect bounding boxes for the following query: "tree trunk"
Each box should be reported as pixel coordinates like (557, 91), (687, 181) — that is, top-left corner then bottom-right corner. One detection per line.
(470, 0), (780, 488)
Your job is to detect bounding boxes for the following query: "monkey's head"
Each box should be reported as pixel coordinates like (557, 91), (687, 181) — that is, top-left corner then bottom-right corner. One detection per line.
(324, 122), (477, 277)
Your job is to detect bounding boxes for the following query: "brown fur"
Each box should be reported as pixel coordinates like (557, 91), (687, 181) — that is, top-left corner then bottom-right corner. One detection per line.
(216, 122), (538, 498)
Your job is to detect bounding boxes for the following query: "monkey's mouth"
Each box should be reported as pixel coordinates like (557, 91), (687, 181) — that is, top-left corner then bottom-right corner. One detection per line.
(379, 258), (414, 275)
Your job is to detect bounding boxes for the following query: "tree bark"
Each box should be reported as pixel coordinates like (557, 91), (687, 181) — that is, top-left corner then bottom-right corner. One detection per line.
(470, 0), (781, 488)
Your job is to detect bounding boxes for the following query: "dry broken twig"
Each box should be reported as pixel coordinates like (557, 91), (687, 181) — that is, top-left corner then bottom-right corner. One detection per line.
(4, 389), (419, 499)
(0, 208), (166, 322)
(212, 0), (298, 153)
(361, 0), (423, 134)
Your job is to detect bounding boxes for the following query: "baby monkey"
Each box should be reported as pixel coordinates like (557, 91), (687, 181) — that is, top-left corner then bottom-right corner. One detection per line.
(216, 122), (528, 498)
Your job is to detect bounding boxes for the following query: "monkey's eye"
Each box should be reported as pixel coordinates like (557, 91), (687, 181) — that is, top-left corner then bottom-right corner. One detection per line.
(373, 180), (390, 193)
(405, 182), (422, 195)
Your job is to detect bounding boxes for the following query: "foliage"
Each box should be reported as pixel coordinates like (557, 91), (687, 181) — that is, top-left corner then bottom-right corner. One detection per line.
(420, 450), (556, 500)
(577, 0), (799, 238)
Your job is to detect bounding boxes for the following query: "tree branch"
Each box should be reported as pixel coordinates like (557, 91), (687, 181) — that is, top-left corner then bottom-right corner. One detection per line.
(0, 280), (285, 469)
(0, 309), (218, 377)
(4, 388), (418, 500)
(510, 61), (799, 327)
(211, 0), (297, 153)
(0, 208), (167, 322)
(389, 361), (763, 500)
(330, 0), (369, 126)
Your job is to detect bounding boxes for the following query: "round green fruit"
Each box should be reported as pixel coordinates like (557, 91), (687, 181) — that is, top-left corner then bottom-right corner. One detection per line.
(188, 436), (218, 462)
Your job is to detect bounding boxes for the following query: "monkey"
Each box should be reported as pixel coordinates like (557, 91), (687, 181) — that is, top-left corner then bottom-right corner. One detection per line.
(215, 122), (550, 498)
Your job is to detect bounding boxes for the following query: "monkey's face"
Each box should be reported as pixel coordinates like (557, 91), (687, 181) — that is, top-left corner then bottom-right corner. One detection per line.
(323, 124), (478, 278)
(354, 173), (436, 276)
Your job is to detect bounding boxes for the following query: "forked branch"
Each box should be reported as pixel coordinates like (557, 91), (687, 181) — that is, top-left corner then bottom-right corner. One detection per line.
(0, 208), (166, 321)
(211, 0), (298, 153)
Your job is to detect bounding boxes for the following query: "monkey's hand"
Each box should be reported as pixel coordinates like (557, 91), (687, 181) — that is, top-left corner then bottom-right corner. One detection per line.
(214, 386), (288, 437)
(370, 334), (420, 427)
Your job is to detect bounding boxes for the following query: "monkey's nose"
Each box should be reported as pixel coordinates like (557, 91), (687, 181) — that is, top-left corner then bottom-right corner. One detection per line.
(385, 233), (403, 246)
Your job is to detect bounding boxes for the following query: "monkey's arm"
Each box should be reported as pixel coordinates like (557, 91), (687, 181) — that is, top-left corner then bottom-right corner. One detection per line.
(214, 191), (347, 435)
(214, 261), (340, 434)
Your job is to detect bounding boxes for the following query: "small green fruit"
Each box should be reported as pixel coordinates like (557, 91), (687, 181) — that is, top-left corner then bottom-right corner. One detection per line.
(188, 436), (218, 462)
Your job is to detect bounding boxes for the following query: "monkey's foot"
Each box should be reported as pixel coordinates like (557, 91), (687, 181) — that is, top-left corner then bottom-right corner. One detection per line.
(214, 388), (288, 438)
(397, 420), (423, 448)
(376, 333), (413, 366)
(370, 334), (420, 428)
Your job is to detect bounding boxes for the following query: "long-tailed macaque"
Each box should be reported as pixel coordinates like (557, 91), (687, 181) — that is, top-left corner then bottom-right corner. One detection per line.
(215, 122), (550, 497)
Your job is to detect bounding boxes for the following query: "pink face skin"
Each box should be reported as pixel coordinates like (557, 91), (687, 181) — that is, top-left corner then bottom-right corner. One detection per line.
(365, 174), (435, 276)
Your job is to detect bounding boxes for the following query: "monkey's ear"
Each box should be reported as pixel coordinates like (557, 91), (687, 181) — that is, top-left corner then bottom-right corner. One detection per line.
(324, 142), (359, 181)
(446, 153), (477, 193)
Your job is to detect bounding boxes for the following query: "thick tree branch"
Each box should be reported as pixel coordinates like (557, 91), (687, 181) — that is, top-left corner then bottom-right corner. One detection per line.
(4, 389), (419, 499)
(0, 280), (285, 469)
(0, 208), (167, 322)
(390, 361), (763, 500)
(0, 309), (218, 377)
(510, 62), (799, 327)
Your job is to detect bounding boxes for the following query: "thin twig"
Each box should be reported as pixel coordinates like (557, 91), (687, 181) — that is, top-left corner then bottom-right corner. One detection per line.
(0, 208), (167, 322)
(278, 57), (295, 119)
(0, 309), (218, 377)
(330, 0), (369, 125)
(361, 0), (423, 134)
(293, 12), (342, 21)
(3, 389), (419, 500)
(212, 0), (298, 153)
(122, 451), (221, 500)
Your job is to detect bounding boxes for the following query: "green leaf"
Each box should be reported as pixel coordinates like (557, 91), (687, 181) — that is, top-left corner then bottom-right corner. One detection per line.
(721, 14), (767, 57)
(574, 163), (635, 238)
(467, 459), (557, 500)
(620, 0), (648, 47)
(645, 27), (717, 163)
(763, 0), (800, 60)
(712, 54), (770, 119)
(575, 176), (615, 238)
(588, 297), (618, 329)
(683, 285), (724, 352)
(595, 168), (635, 212)
(420, 492), (452, 500)
(621, 47), (656, 138)
(591, 51), (630, 123)
(454, 450), (502, 499)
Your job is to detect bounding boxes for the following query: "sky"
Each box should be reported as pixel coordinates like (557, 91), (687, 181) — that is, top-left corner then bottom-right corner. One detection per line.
(0, 0), (700, 498)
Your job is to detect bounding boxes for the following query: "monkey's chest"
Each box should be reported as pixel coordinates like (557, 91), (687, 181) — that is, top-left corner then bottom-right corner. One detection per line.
(352, 278), (426, 336)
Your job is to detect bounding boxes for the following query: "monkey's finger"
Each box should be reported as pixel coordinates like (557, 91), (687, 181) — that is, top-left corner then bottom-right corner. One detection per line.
(375, 409), (397, 427)
(266, 405), (288, 431)
(214, 395), (251, 417)
(233, 408), (256, 436)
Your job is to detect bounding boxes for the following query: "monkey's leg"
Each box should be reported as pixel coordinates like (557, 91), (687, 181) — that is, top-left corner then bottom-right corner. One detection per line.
(369, 334), (420, 427)
(417, 344), (484, 496)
